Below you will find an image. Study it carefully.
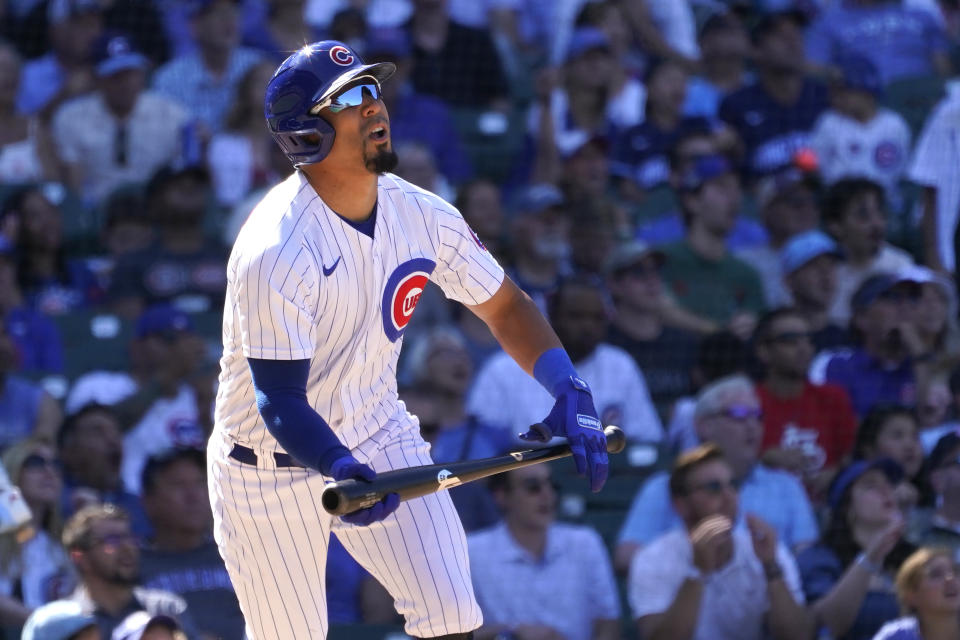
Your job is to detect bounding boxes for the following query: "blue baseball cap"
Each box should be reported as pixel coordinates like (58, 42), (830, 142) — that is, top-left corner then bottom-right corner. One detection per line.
(94, 33), (148, 77)
(136, 305), (194, 338)
(851, 272), (921, 312)
(835, 52), (883, 98)
(513, 183), (564, 216)
(21, 600), (97, 640)
(829, 458), (903, 509)
(678, 153), (734, 192)
(565, 27), (610, 63)
(780, 230), (840, 275)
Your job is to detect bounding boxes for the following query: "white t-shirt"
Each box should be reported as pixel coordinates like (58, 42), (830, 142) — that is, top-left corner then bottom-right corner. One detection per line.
(467, 343), (663, 443)
(628, 527), (804, 640)
(908, 93), (960, 270)
(810, 108), (912, 209)
(0, 531), (76, 607)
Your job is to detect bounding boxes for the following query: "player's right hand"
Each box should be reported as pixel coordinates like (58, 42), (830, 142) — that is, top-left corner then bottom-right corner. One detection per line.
(520, 376), (608, 492)
(330, 456), (400, 526)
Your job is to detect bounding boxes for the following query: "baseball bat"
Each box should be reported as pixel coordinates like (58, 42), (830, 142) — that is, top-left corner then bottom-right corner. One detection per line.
(321, 425), (626, 516)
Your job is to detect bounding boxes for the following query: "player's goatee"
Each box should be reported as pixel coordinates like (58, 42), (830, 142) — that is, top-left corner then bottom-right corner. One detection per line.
(366, 148), (398, 174)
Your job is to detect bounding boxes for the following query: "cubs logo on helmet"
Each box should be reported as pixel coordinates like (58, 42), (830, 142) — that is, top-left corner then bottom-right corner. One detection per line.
(381, 258), (436, 342)
(329, 45), (354, 66)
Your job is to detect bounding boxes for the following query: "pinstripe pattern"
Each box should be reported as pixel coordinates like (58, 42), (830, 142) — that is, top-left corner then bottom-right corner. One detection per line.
(209, 170), (500, 638)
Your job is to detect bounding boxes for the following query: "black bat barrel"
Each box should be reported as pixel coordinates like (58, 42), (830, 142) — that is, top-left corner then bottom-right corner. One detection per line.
(321, 425), (625, 515)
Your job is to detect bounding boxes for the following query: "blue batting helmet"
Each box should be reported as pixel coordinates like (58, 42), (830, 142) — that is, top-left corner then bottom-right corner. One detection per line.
(264, 41), (396, 166)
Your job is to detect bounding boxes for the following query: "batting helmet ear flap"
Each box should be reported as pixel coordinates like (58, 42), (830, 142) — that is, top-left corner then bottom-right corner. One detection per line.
(269, 115), (336, 167)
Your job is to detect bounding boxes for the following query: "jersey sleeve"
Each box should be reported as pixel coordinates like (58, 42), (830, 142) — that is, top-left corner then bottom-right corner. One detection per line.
(430, 205), (505, 306)
(908, 100), (953, 186)
(231, 240), (319, 360)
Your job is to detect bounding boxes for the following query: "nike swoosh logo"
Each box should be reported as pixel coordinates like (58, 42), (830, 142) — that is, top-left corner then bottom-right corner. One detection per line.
(322, 257), (341, 277)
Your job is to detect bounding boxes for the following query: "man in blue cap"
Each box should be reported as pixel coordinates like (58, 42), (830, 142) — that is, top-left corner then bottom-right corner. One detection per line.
(51, 32), (189, 206)
(809, 53), (911, 211)
(780, 230), (849, 351)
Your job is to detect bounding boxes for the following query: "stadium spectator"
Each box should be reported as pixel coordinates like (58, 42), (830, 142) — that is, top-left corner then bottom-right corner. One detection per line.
(797, 459), (917, 640)
(364, 27), (472, 186)
(809, 54), (912, 211)
(20, 600), (98, 640)
(805, 0), (952, 87)
(108, 165), (229, 318)
(853, 406), (925, 515)
(17, 0), (103, 117)
(822, 275), (921, 417)
(719, 10), (828, 180)
(138, 448), (243, 640)
(406, 0), (509, 108)
(111, 610), (186, 640)
(468, 463), (621, 640)
(500, 183), (570, 313)
(619, 0), (698, 68)
(56, 404), (150, 539)
(468, 275), (663, 444)
(872, 546), (960, 640)
(780, 230), (850, 351)
(683, 12), (751, 119)
(454, 178), (507, 262)
(754, 308), (858, 501)
(62, 504), (200, 639)
(204, 60), (278, 207)
(663, 331), (752, 455)
(0, 41), (56, 183)
(4, 184), (104, 315)
(98, 188), (155, 271)
(52, 33), (190, 208)
(0, 319), (60, 449)
(919, 368), (960, 453)
(659, 153), (765, 328)
(616, 375), (818, 573)
(910, 431), (960, 554)
(628, 443), (811, 640)
(908, 89), (960, 272)
(636, 129), (767, 251)
(610, 58), (716, 193)
(0, 438), (76, 624)
(401, 326), (504, 532)
(151, 0), (263, 135)
(604, 240), (701, 422)
(394, 140), (454, 202)
(567, 199), (622, 277)
(824, 179), (915, 326)
(0, 233), (64, 374)
(737, 164), (822, 307)
(529, 28), (644, 185)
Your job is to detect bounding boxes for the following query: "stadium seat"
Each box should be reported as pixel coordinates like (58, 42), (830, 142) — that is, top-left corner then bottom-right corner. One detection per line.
(450, 107), (526, 185)
(53, 310), (133, 380)
(882, 74), (946, 138)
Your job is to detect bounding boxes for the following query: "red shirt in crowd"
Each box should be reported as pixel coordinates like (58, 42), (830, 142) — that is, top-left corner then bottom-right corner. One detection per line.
(756, 382), (857, 473)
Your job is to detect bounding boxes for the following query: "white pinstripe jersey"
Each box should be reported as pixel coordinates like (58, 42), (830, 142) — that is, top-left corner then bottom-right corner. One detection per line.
(213, 170), (505, 453)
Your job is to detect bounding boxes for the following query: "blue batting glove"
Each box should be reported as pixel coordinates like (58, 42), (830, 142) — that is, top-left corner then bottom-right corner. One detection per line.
(520, 376), (608, 492)
(330, 456), (400, 526)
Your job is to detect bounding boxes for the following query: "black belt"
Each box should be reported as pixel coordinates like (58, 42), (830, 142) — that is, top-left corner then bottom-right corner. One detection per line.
(229, 444), (305, 468)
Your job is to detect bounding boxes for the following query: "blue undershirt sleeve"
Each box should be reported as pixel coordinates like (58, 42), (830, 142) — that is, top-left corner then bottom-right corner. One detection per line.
(246, 358), (350, 474)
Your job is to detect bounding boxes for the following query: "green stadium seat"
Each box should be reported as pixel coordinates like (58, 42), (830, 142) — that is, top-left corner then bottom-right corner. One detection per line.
(882, 74), (946, 138)
(450, 107), (526, 185)
(53, 310), (133, 380)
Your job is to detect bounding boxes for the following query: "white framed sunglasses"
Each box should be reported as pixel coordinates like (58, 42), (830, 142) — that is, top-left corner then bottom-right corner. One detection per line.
(311, 77), (382, 114)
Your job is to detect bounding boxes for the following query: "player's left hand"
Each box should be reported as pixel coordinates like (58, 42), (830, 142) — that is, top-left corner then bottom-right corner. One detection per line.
(520, 376), (608, 492)
(330, 456), (400, 526)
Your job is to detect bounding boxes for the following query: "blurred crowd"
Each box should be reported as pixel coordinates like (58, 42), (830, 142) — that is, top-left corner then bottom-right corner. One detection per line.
(0, 0), (959, 638)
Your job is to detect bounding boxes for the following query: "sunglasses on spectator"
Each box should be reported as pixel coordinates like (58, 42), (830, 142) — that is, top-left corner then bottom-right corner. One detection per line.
(517, 478), (560, 495)
(711, 405), (763, 421)
(87, 532), (136, 551)
(687, 478), (738, 496)
(313, 80), (381, 114)
(766, 331), (812, 344)
(21, 453), (59, 471)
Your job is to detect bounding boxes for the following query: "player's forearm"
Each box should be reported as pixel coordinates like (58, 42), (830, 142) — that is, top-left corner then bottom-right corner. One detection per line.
(470, 277), (561, 376)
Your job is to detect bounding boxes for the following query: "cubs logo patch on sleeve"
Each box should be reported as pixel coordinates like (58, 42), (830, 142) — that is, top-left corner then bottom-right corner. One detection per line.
(381, 257), (436, 342)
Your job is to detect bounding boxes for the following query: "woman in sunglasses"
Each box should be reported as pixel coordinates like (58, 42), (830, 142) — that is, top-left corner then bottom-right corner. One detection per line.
(0, 437), (76, 625)
(872, 547), (960, 640)
(797, 459), (916, 640)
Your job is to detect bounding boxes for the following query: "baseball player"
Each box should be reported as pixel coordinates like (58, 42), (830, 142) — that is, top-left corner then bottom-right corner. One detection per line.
(207, 40), (609, 640)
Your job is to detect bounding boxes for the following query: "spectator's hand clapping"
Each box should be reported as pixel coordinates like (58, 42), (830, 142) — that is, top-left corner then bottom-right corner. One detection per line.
(746, 513), (777, 564)
(864, 513), (905, 567)
(691, 514), (734, 574)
